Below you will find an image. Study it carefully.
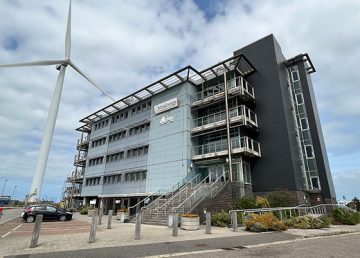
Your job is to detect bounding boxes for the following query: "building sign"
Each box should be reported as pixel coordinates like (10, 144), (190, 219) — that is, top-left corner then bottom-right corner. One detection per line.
(90, 199), (97, 205)
(154, 97), (179, 114)
(160, 115), (174, 125)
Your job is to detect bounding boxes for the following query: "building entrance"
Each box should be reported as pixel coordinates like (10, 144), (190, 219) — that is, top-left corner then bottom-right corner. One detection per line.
(198, 164), (226, 183)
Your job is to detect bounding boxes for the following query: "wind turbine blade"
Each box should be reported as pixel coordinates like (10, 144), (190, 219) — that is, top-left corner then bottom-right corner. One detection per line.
(0, 59), (66, 68)
(69, 61), (115, 102)
(65, 0), (71, 59)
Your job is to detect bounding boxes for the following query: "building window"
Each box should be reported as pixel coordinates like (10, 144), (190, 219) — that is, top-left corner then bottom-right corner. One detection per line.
(305, 145), (315, 158)
(291, 70), (300, 82)
(300, 118), (309, 131)
(295, 93), (304, 105)
(311, 177), (320, 190)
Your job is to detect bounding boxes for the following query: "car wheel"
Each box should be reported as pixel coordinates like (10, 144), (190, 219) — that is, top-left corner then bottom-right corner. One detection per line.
(59, 215), (66, 221)
(26, 216), (35, 223)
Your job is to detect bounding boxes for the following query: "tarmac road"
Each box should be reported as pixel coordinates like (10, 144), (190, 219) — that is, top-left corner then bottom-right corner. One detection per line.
(5, 232), (359, 258)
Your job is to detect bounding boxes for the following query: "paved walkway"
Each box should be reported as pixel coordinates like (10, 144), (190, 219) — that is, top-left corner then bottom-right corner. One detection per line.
(0, 213), (360, 257)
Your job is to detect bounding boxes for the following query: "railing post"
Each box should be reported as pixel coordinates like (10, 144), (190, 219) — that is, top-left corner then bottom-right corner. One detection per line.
(135, 213), (141, 240)
(172, 213), (179, 237)
(231, 211), (238, 232)
(206, 212), (211, 234)
(30, 214), (43, 248)
(98, 199), (103, 225)
(107, 210), (113, 229)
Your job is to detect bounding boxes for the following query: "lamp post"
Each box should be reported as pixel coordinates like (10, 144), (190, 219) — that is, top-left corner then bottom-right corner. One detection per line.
(1, 179), (8, 196)
(12, 185), (17, 200)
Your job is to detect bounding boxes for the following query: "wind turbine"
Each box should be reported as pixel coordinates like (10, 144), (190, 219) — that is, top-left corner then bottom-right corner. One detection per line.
(0, 0), (115, 202)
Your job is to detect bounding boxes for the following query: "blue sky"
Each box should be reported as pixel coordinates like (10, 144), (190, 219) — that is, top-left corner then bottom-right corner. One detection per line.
(0, 0), (359, 202)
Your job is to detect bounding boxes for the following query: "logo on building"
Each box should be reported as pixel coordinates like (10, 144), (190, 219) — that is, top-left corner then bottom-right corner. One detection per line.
(154, 97), (179, 114)
(160, 115), (174, 125)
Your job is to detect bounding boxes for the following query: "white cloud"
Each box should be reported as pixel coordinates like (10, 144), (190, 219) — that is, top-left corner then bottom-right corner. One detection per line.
(0, 0), (359, 200)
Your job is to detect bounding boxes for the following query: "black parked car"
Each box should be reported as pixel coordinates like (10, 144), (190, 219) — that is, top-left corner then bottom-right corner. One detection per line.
(22, 205), (73, 223)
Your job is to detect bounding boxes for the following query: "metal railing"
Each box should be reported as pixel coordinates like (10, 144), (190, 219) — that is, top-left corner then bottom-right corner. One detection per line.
(193, 105), (257, 128)
(74, 153), (87, 162)
(154, 171), (219, 217)
(193, 76), (255, 102)
(128, 174), (201, 219)
(173, 171), (229, 214)
(194, 136), (261, 156)
(77, 135), (90, 145)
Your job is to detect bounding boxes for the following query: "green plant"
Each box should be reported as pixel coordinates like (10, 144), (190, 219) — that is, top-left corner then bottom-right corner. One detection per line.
(285, 215), (331, 229)
(235, 196), (258, 209)
(211, 210), (231, 227)
(332, 208), (360, 225)
(245, 213), (287, 232)
(347, 197), (360, 212)
(79, 206), (89, 215)
(267, 190), (292, 207)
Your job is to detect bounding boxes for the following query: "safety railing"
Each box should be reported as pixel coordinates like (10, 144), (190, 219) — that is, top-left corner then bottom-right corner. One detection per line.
(77, 135), (90, 146)
(193, 105), (257, 129)
(129, 173), (200, 220)
(173, 171), (229, 214)
(194, 136), (261, 157)
(154, 171), (218, 217)
(193, 76), (255, 103)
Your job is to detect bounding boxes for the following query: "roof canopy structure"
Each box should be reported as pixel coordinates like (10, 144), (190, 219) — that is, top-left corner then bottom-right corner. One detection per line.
(78, 53), (256, 127)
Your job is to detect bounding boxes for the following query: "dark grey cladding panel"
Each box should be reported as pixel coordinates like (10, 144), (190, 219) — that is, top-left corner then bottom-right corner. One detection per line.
(234, 34), (299, 192)
(297, 62), (336, 199)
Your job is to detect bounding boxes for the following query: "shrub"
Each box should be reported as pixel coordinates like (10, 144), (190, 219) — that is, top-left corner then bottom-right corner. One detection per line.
(267, 190), (292, 207)
(285, 215), (331, 229)
(332, 208), (360, 225)
(235, 196), (258, 209)
(211, 210), (231, 227)
(347, 197), (360, 212)
(79, 206), (89, 215)
(256, 196), (270, 208)
(245, 213), (287, 232)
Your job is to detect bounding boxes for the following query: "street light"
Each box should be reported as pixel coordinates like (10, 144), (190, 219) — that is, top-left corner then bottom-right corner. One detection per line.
(12, 185), (17, 200)
(1, 179), (8, 196)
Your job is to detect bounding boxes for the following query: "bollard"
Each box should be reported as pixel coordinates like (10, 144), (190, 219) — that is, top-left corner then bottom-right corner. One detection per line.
(205, 212), (211, 234)
(30, 214), (43, 248)
(98, 200), (104, 225)
(107, 210), (113, 229)
(89, 214), (98, 243)
(172, 213), (178, 237)
(135, 213), (141, 240)
(231, 212), (238, 232)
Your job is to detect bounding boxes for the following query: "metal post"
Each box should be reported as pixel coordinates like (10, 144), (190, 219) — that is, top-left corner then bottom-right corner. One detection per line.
(206, 212), (211, 234)
(135, 213), (141, 240)
(279, 210), (283, 221)
(30, 214), (43, 248)
(89, 214), (97, 243)
(223, 70), (233, 182)
(172, 213), (179, 236)
(231, 212), (238, 232)
(98, 199), (103, 225)
(107, 210), (113, 229)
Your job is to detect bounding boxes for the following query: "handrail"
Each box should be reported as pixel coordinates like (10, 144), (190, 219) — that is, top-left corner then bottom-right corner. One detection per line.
(155, 171), (213, 212)
(173, 171), (228, 214)
(129, 173), (200, 217)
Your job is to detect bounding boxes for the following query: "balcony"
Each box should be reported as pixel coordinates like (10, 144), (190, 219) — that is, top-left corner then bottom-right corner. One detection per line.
(76, 135), (90, 150)
(193, 136), (261, 160)
(192, 76), (255, 108)
(67, 169), (85, 182)
(73, 153), (87, 166)
(192, 105), (258, 134)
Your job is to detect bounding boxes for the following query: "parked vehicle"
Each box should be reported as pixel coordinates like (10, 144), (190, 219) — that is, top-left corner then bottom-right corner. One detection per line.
(21, 205), (73, 223)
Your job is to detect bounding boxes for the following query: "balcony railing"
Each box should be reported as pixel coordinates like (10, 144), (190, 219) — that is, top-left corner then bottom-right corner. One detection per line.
(77, 135), (90, 146)
(192, 105), (258, 133)
(192, 76), (255, 107)
(73, 153), (87, 163)
(193, 136), (261, 160)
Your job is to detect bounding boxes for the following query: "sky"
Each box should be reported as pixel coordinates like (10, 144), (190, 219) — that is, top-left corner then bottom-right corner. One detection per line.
(0, 0), (359, 202)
